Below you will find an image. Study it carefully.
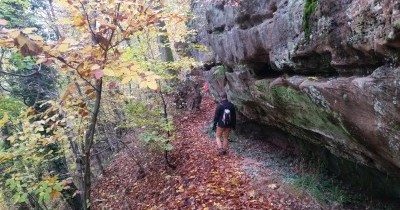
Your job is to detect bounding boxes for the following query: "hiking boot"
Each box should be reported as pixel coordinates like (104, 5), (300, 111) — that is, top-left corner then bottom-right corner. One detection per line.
(222, 149), (227, 155)
(217, 148), (224, 156)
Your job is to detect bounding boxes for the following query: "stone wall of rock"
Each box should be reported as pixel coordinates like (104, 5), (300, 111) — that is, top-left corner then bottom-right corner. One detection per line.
(192, 0), (400, 197)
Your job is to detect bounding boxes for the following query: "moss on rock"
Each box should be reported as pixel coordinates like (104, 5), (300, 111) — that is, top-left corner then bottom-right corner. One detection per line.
(270, 86), (350, 139)
(303, 0), (319, 39)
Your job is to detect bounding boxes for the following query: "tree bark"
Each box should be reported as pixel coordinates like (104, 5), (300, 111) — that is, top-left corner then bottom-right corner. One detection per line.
(158, 81), (175, 169)
(83, 78), (103, 210)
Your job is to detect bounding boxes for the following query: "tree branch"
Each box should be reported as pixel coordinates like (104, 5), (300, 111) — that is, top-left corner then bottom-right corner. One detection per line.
(47, 54), (99, 92)
(0, 69), (40, 77)
(79, 0), (106, 52)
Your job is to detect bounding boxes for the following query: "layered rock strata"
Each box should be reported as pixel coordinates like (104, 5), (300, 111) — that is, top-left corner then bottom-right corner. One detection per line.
(193, 0), (400, 196)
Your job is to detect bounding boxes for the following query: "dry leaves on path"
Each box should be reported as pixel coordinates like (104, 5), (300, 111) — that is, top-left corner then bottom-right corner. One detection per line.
(91, 97), (290, 209)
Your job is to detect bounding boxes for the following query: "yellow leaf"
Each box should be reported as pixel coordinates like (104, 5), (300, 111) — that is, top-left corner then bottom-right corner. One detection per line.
(114, 69), (124, 77)
(28, 34), (44, 41)
(0, 153), (13, 162)
(176, 185), (184, 193)
(56, 17), (73, 25)
(82, 46), (93, 54)
(139, 80), (147, 88)
(36, 57), (48, 64)
(73, 15), (85, 27)
(121, 76), (132, 84)
(0, 114), (9, 128)
(63, 38), (78, 45)
(0, 38), (14, 47)
(91, 64), (101, 70)
(7, 136), (16, 143)
(104, 67), (116, 77)
(308, 76), (318, 81)
(147, 80), (158, 90)
(46, 176), (58, 184)
(22, 28), (37, 34)
(0, 19), (8, 26)
(8, 30), (21, 38)
(56, 43), (69, 53)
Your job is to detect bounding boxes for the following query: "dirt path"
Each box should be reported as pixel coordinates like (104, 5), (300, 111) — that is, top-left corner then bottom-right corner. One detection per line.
(91, 97), (321, 209)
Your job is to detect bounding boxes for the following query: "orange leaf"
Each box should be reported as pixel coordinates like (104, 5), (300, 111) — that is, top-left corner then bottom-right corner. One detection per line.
(100, 23), (117, 30)
(14, 34), (43, 56)
(50, 190), (62, 200)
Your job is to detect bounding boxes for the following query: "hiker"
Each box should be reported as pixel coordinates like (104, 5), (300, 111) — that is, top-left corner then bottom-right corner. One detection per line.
(185, 71), (190, 81)
(202, 82), (209, 96)
(212, 93), (236, 155)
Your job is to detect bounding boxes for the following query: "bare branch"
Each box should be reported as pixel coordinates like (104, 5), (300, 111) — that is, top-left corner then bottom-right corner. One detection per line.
(0, 69), (40, 77)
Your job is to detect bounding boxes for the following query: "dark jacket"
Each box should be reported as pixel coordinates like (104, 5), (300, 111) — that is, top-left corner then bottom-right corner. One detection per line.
(213, 99), (236, 129)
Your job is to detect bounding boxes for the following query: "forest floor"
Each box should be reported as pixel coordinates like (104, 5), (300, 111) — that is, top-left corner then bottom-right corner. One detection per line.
(91, 97), (400, 210)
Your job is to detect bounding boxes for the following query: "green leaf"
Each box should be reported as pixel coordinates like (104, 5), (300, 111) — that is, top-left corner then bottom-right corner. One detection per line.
(308, 76), (318, 81)
(213, 65), (226, 79)
(38, 192), (44, 203)
(12, 193), (20, 204)
(19, 193), (28, 203)
(54, 183), (63, 191)
(43, 192), (51, 201)
(164, 143), (174, 151)
(0, 113), (9, 128)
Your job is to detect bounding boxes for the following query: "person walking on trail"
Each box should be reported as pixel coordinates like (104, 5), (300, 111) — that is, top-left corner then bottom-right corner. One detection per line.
(212, 93), (236, 155)
(202, 82), (210, 96)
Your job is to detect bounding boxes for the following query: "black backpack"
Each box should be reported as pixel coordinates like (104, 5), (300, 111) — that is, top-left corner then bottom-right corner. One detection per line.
(222, 108), (231, 125)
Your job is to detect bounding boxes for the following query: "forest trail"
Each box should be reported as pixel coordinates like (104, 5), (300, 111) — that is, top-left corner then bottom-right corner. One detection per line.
(91, 97), (320, 210)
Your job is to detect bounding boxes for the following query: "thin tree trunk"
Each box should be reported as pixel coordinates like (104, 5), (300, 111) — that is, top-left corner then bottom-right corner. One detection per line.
(83, 78), (103, 210)
(47, 0), (62, 39)
(158, 81), (175, 169)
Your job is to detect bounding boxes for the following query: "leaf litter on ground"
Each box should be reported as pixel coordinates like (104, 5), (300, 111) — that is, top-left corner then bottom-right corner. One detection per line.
(91, 97), (322, 210)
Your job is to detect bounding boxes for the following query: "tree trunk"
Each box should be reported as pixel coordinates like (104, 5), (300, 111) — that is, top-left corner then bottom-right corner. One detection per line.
(47, 0), (62, 40)
(158, 81), (175, 169)
(83, 79), (103, 210)
(157, 20), (174, 62)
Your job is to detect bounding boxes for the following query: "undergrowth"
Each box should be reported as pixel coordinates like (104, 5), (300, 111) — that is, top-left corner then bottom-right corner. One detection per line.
(288, 173), (350, 204)
(286, 158), (399, 209)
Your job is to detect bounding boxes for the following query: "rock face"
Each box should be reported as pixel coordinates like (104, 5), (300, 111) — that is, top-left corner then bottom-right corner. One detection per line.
(193, 0), (400, 196)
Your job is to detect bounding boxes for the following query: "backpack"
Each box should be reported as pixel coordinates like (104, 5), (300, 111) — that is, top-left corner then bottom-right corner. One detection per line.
(222, 108), (231, 125)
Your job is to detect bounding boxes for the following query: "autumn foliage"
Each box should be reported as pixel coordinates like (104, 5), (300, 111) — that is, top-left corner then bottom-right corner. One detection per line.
(0, 0), (192, 209)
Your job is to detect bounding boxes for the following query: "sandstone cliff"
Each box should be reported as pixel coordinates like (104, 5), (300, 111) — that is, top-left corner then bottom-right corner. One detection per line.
(192, 0), (400, 197)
